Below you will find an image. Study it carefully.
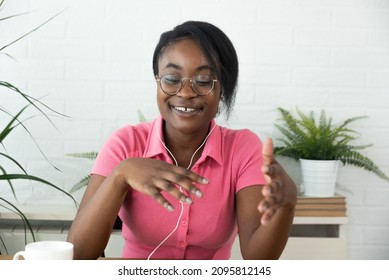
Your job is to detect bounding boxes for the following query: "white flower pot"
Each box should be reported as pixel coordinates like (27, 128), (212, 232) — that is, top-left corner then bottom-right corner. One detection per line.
(300, 159), (339, 197)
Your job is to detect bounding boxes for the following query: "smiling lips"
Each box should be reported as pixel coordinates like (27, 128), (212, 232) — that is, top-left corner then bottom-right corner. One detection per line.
(173, 106), (200, 113)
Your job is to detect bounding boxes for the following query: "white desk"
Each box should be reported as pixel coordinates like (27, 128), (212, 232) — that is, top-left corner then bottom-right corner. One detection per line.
(1, 206), (347, 259)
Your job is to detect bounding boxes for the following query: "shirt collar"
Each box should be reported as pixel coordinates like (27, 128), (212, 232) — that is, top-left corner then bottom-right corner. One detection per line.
(143, 115), (168, 159)
(144, 115), (223, 166)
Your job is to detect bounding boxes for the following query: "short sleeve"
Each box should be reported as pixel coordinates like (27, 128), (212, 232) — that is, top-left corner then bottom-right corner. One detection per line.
(233, 130), (266, 193)
(91, 126), (133, 177)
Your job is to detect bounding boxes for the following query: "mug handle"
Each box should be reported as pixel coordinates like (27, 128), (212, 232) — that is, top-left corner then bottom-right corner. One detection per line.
(13, 251), (26, 260)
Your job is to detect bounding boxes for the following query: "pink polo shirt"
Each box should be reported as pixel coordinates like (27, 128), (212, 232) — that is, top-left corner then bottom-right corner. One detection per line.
(91, 115), (265, 259)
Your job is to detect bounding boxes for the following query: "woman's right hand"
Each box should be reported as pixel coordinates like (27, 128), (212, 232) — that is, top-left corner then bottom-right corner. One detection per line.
(115, 158), (209, 211)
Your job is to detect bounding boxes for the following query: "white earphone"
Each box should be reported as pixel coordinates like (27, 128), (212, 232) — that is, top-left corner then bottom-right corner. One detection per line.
(147, 123), (216, 260)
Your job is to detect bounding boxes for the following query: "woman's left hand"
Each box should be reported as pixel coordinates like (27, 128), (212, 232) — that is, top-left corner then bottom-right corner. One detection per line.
(258, 138), (297, 225)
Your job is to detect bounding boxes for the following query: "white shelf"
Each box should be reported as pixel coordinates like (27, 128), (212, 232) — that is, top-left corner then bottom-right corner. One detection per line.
(0, 205), (77, 221)
(293, 216), (348, 225)
(231, 216), (348, 260)
(1, 205), (348, 259)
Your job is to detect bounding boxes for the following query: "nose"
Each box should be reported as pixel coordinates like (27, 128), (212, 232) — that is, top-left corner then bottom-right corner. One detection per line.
(177, 78), (197, 98)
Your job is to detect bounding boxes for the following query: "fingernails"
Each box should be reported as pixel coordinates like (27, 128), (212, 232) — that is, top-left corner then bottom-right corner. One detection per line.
(166, 204), (174, 212)
(185, 197), (193, 204)
(202, 178), (209, 184)
(262, 217), (270, 225)
(195, 189), (203, 198)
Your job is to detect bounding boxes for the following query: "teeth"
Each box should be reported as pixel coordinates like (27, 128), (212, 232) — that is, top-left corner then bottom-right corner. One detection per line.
(174, 106), (197, 112)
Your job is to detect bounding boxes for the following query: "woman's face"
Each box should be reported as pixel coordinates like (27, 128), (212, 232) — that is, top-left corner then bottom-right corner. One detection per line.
(156, 38), (221, 136)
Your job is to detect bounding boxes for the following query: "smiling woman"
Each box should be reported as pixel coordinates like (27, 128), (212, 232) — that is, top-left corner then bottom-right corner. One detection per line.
(156, 38), (221, 144)
(66, 21), (297, 260)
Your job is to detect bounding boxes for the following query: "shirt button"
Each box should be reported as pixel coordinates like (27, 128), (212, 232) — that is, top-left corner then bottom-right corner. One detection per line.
(182, 220), (188, 227)
(179, 241), (187, 248)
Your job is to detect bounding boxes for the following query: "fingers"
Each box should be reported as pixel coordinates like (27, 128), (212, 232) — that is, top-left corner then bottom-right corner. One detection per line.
(147, 166), (209, 211)
(262, 180), (283, 196)
(258, 138), (297, 225)
(262, 137), (275, 165)
(150, 190), (175, 212)
(259, 138), (283, 224)
(261, 137), (279, 188)
(259, 205), (276, 225)
(257, 196), (277, 225)
(258, 179), (284, 225)
(261, 163), (280, 178)
(148, 182), (191, 212)
(121, 158), (210, 211)
(165, 167), (208, 198)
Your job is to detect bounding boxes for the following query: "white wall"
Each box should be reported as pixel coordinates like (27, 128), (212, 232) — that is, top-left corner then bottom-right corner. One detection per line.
(1, 0), (389, 259)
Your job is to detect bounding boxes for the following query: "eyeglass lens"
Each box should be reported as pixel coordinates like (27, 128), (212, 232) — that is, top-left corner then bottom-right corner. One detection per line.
(159, 74), (215, 95)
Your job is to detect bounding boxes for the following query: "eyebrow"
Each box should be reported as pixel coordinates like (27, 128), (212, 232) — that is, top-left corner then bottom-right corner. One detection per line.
(163, 63), (214, 72)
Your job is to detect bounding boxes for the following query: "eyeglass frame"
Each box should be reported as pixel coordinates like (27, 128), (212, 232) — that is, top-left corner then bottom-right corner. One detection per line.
(155, 74), (219, 96)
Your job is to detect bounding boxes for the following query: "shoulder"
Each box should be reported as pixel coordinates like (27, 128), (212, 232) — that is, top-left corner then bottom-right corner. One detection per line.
(98, 121), (154, 157)
(113, 122), (150, 139)
(109, 120), (153, 142)
(219, 126), (262, 148)
(218, 126), (264, 168)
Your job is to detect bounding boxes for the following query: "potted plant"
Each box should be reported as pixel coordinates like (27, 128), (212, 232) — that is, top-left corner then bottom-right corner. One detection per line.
(0, 1), (75, 254)
(273, 107), (389, 197)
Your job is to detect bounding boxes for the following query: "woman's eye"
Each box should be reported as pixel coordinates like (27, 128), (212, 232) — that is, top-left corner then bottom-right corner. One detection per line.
(195, 75), (212, 85)
(163, 75), (180, 84)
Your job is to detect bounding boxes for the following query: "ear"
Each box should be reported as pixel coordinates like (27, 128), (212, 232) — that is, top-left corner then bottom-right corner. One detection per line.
(215, 104), (222, 117)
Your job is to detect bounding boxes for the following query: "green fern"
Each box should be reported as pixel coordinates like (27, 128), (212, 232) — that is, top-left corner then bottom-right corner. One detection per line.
(66, 152), (98, 160)
(69, 175), (91, 193)
(65, 153), (96, 193)
(274, 107), (389, 181)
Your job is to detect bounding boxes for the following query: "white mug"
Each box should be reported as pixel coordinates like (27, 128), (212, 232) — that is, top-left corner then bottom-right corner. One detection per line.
(13, 241), (74, 260)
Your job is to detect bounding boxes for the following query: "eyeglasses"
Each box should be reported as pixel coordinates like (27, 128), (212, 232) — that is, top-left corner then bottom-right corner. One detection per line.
(156, 74), (218, 96)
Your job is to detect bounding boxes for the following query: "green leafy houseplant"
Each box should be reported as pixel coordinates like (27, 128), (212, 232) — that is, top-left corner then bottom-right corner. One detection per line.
(0, 1), (75, 254)
(273, 107), (389, 182)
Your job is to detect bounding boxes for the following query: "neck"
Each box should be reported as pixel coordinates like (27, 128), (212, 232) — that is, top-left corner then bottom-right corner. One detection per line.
(160, 121), (215, 169)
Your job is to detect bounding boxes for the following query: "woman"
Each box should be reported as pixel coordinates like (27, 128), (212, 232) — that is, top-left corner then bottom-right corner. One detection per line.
(67, 21), (297, 260)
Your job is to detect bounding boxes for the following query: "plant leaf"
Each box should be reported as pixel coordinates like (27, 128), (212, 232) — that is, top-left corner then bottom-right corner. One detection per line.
(0, 174), (78, 206)
(0, 81), (70, 126)
(69, 175), (91, 193)
(0, 11), (29, 22)
(66, 152), (98, 160)
(138, 110), (147, 122)
(0, 103), (29, 143)
(0, 9), (66, 52)
(339, 150), (389, 181)
(0, 104), (61, 171)
(0, 165), (17, 200)
(0, 197), (36, 242)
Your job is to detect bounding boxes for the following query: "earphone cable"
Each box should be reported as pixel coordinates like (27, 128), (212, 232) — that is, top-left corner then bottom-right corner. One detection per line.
(147, 124), (216, 259)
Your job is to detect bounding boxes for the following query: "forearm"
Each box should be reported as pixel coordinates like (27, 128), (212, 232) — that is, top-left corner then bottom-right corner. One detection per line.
(67, 169), (128, 259)
(242, 206), (295, 260)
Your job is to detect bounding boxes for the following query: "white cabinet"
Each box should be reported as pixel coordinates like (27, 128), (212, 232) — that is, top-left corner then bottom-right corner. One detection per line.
(230, 216), (348, 260)
(280, 216), (348, 259)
